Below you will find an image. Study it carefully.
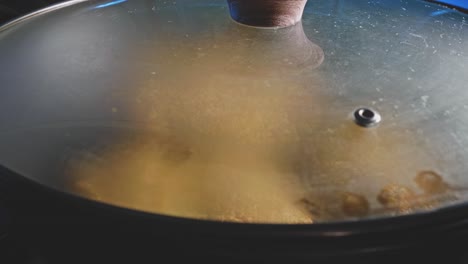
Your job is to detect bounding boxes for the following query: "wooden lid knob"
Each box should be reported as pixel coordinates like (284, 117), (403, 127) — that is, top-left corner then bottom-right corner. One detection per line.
(227, 0), (308, 28)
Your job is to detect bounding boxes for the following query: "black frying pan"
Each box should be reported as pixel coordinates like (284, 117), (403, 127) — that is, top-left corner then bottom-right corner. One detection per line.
(0, 1), (468, 263)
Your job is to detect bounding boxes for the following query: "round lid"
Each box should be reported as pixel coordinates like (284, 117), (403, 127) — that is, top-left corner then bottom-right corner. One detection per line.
(0, 0), (467, 224)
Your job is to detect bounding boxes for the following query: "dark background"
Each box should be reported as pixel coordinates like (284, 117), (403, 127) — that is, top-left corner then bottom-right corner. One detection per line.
(0, 0), (65, 24)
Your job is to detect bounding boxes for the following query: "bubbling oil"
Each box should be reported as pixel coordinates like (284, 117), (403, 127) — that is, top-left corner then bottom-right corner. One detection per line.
(65, 22), (326, 223)
(65, 21), (449, 223)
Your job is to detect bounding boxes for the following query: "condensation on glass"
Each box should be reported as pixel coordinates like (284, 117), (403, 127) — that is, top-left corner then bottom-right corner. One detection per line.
(0, 0), (466, 224)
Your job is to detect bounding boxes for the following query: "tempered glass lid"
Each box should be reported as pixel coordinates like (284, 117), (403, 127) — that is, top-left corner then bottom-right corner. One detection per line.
(0, 0), (467, 224)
